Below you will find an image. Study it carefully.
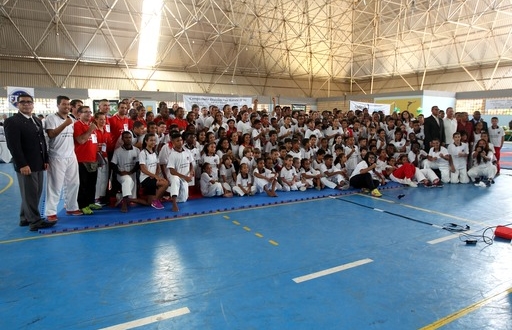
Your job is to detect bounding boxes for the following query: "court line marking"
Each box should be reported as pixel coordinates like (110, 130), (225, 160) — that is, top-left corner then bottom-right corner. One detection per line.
(0, 195), (354, 245)
(426, 230), (477, 245)
(419, 287), (512, 330)
(0, 171), (14, 194)
(99, 307), (190, 330)
(355, 193), (480, 225)
(293, 258), (373, 283)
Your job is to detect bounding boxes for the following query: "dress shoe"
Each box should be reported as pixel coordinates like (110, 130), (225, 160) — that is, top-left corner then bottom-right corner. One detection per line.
(29, 220), (56, 232)
(19, 220), (29, 227)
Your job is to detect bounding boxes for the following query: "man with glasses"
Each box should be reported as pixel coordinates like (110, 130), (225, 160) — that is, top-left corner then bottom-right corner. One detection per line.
(74, 106), (100, 215)
(4, 94), (55, 231)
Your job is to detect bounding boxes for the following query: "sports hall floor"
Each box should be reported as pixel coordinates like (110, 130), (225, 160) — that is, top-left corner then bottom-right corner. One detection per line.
(1, 147), (512, 329)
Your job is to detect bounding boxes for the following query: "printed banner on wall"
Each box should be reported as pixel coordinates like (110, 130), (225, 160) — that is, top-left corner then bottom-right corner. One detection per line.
(374, 97), (423, 117)
(183, 95), (253, 112)
(349, 100), (391, 115)
(7, 86), (35, 110)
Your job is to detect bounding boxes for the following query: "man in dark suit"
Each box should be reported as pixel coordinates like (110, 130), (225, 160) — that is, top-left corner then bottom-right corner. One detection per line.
(423, 105), (445, 151)
(4, 94), (55, 231)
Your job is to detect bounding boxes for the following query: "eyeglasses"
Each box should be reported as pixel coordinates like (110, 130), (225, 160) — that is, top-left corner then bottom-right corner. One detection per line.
(80, 111), (92, 114)
(18, 101), (33, 105)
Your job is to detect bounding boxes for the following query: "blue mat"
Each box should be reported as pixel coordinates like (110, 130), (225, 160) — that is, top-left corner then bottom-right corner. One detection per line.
(38, 182), (402, 234)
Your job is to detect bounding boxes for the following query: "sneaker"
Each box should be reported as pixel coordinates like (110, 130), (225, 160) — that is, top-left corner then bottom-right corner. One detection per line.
(151, 200), (165, 210)
(47, 215), (58, 222)
(88, 203), (102, 210)
(361, 188), (371, 194)
(485, 180), (492, 187)
(475, 181), (486, 187)
(423, 180), (432, 187)
(81, 206), (93, 215)
(371, 188), (382, 197)
(340, 183), (350, 190)
(299, 186), (307, 192)
(66, 210), (83, 216)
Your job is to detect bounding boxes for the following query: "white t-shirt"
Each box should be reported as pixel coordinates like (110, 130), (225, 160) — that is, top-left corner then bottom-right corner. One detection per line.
(237, 120), (252, 135)
(111, 146), (140, 172)
(167, 148), (193, 176)
(428, 146), (450, 167)
(44, 113), (75, 158)
(280, 166), (297, 181)
(219, 164), (236, 186)
(201, 154), (220, 180)
(236, 173), (253, 188)
(139, 149), (159, 182)
(489, 126), (505, 148)
(448, 143), (469, 170)
(350, 161), (372, 179)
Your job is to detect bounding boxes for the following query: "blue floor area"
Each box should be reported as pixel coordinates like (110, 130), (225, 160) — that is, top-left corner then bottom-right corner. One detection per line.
(1, 163), (512, 329)
(36, 182), (403, 234)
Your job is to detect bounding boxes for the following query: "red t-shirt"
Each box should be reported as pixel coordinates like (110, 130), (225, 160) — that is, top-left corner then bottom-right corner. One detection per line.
(171, 118), (188, 131)
(74, 120), (98, 162)
(94, 126), (113, 156)
(110, 114), (133, 145)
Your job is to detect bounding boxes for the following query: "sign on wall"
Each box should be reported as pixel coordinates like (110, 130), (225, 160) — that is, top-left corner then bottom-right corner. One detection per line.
(7, 86), (35, 110)
(183, 95), (253, 112)
(349, 100), (391, 115)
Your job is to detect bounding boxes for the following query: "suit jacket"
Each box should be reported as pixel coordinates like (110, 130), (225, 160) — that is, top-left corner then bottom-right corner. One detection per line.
(4, 113), (48, 172)
(424, 115), (445, 150)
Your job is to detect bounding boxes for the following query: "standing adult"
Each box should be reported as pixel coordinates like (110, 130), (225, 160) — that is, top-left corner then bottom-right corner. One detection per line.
(423, 105), (445, 151)
(470, 111), (488, 131)
(443, 107), (458, 146)
(4, 94), (55, 231)
(109, 101), (132, 149)
(94, 112), (112, 205)
(74, 106), (100, 215)
(69, 99), (83, 120)
(45, 95), (82, 221)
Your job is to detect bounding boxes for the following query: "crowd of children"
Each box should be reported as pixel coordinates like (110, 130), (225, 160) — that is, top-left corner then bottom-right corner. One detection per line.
(36, 99), (506, 217)
(97, 102), (504, 213)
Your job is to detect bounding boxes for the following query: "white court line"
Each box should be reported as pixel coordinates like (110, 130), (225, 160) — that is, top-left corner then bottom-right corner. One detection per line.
(293, 258), (373, 283)
(427, 230), (475, 245)
(99, 307), (190, 330)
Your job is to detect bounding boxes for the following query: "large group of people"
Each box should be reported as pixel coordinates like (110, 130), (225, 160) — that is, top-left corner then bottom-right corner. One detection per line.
(4, 94), (505, 231)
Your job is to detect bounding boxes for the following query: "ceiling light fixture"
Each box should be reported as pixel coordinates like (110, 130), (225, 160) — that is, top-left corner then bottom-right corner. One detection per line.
(137, 0), (163, 67)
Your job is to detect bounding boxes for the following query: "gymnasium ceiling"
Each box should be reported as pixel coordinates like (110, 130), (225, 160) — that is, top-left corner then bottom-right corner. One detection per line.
(1, 0), (512, 91)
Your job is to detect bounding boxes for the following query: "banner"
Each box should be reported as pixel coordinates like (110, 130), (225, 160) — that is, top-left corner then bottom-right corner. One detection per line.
(8, 86), (35, 110)
(349, 100), (391, 115)
(183, 95), (253, 112)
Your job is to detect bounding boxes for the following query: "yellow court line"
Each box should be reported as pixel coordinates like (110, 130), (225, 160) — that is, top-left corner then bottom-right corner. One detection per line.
(419, 287), (512, 330)
(0, 171), (14, 194)
(268, 240), (279, 246)
(243, 226), (251, 231)
(356, 193), (480, 225)
(255, 233), (263, 238)
(0, 195), (335, 245)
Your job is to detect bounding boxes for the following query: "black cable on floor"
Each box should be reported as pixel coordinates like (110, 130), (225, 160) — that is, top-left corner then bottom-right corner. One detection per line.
(331, 196), (469, 232)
